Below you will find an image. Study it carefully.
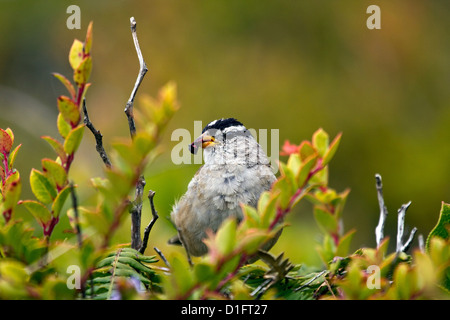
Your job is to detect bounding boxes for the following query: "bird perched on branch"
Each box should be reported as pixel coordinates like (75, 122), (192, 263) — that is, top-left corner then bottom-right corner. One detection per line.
(169, 118), (278, 258)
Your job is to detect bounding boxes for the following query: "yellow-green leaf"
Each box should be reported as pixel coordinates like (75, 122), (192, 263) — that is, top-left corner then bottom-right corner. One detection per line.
(57, 96), (80, 127)
(84, 21), (93, 55)
(297, 154), (318, 187)
(21, 200), (52, 226)
(57, 113), (71, 139)
(336, 229), (356, 257)
(260, 192), (279, 228)
(322, 132), (342, 166)
(215, 217), (237, 256)
(69, 39), (84, 70)
(42, 158), (67, 189)
(314, 207), (338, 235)
(30, 169), (56, 204)
(42, 136), (67, 163)
(2, 170), (21, 213)
(194, 262), (214, 283)
(287, 153), (301, 177)
(64, 125), (85, 155)
(171, 255), (194, 296)
(51, 185), (72, 218)
(53, 73), (76, 99)
(298, 141), (315, 162)
(73, 56), (92, 86)
(8, 144), (21, 170)
(241, 204), (260, 228)
(312, 128), (329, 158)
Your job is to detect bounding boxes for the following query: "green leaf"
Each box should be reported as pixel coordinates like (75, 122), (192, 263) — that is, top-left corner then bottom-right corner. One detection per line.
(30, 169), (57, 204)
(279, 161), (298, 191)
(69, 39), (84, 70)
(133, 132), (155, 157)
(239, 229), (271, 255)
(58, 96), (80, 127)
(112, 141), (140, 168)
(194, 262), (214, 283)
(241, 204), (260, 228)
(57, 113), (71, 140)
(297, 154), (318, 187)
(317, 234), (336, 266)
(298, 141), (315, 162)
(312, 128), (329, 158)
(1, 171), (21, 220)
(171, 255), (195, 296)
(309, 165), (328, 186)
(426, 202), (450, 250)
(42, 136), (67, 163)
(322, 132), (342, 166)
(215, 217), (237, 256)
(8, 144), (21, 170)
(287, 153), (301, 177)
(42, 158), (67, 190)
(314, 206), (338, 235)
(84, 21), (93, 55)
(51, 185), (72, 218)
(272, 177), (292, 210)
(53, 73), (76, 99)
(336, 229), (356, 257)
(0, 128), (13, 154)
(259, 191), (278, 228)
(73, 56), (92, 86)
(64, 124), (85, 155)
(21, 200), (52, 226)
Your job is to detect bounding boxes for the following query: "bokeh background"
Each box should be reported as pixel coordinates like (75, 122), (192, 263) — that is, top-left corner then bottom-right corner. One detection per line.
(1, 0), (449, 267)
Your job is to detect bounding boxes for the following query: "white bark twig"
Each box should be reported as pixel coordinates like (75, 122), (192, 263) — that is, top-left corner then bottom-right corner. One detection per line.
(374, 174), (417, 253)
(375, 174), (388, 247)
(124, 17), (150, 251)
(124, 16), (148, 139)
(396, 201), (415, 253)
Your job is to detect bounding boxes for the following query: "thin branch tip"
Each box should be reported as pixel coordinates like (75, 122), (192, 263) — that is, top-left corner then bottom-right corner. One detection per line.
(130, 16), (136, 28)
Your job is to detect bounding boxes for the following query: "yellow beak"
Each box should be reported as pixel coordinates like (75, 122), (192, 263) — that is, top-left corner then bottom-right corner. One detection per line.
(190, 133), (216, 154)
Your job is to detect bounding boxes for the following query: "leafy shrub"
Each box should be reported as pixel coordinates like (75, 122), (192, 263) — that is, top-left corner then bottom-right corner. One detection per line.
(0, 20), (448, 300)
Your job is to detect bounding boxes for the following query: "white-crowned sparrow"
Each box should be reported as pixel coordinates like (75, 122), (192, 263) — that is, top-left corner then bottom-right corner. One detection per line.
(169, 118), (278, 257)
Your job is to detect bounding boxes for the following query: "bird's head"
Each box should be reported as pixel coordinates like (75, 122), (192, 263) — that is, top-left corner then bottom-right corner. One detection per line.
(189, 118), (250, 155)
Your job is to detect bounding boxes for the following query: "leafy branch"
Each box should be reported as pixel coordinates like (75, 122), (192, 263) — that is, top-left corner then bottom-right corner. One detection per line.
(19, 22), (93, 244)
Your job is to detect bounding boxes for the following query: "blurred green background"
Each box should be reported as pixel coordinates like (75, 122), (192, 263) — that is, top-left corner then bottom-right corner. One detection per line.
(1, 1), (449, 268)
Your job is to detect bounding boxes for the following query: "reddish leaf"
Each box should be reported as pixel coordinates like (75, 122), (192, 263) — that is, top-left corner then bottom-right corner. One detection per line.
(0, 128), (13, 154)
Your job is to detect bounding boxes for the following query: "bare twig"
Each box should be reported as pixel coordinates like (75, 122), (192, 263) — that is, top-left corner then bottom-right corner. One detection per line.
(124, 17), (150, 251)
(139, 190), (159, 254)
(396, 201), (416, 253)
(375, 174), (388, 247)
(401, 227), (417, 253)
(82, 99), (111, 168)
(154, 247), (170, 269)
(69, 182), (82, 249)
(124, 16), (148, 139)
(130, 176), (145, 250)
(69, 181), (85, 298)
